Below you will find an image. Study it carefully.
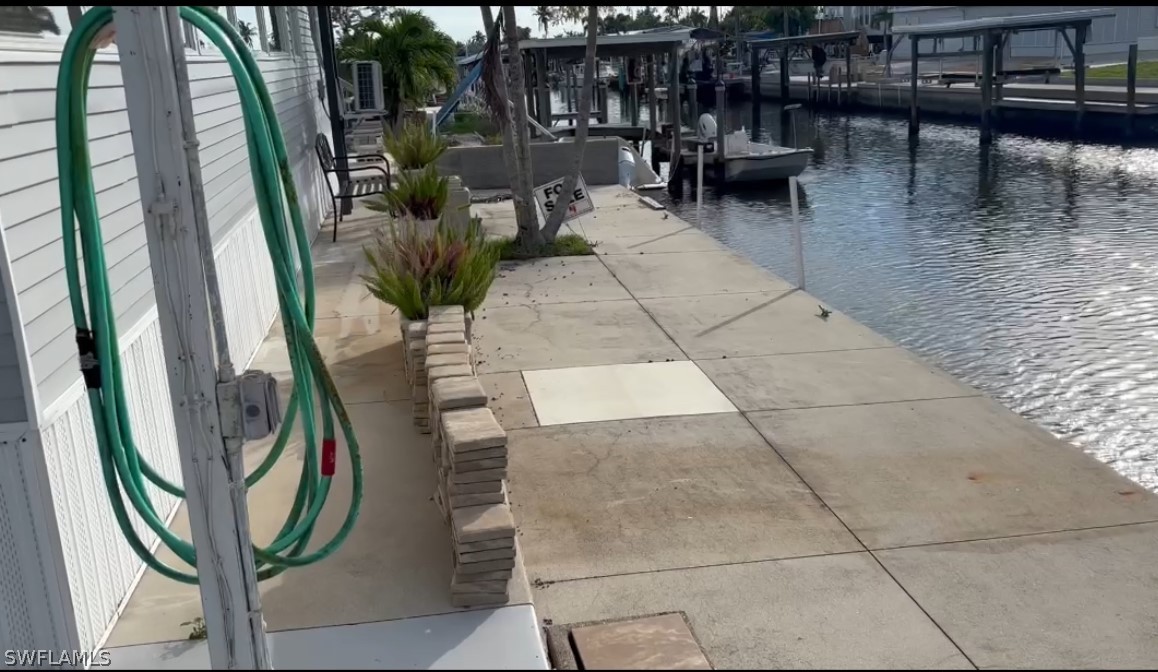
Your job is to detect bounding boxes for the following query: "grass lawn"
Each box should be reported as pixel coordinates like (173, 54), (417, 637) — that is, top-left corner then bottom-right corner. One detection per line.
(492, 233), (597, 260)
(1085, 61), (1158, 79)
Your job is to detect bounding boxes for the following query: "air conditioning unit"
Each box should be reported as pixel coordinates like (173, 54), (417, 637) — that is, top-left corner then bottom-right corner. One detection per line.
(351, 61), (383, 112)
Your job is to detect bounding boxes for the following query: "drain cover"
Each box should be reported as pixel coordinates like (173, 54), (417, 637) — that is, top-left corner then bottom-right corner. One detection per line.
(545, 612), (712, 670)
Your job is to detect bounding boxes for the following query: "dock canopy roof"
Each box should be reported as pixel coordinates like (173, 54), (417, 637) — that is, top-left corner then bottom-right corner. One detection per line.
(891, 8), (1115, 39)
(746, 30), (862, 51)
(518, 26), (720, 59)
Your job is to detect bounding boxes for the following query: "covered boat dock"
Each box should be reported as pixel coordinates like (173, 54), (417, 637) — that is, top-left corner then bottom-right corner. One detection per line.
(892, 9), (1116, 142)
(745, 30), (863, 106)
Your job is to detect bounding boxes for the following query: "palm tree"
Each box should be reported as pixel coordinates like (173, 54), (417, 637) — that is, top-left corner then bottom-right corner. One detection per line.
(709, 5), (718, 30)
(237, 19), (255, 47)
(534, 5), (553, 37)
(337, 10), (457, 129)
(664, 6), (681, 25)
(687, 8), (706, 27)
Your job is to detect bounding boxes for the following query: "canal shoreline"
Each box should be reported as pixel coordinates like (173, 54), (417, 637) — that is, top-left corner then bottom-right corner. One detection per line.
(473, 184), (1158, 668)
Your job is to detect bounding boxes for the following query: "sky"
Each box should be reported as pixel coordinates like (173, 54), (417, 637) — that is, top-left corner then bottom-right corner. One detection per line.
(411, 6), (731, 42)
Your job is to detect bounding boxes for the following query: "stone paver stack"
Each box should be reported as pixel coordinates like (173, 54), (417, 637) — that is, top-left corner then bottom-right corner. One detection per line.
(401, 306), (474, 432)
(401, 304), (517, 608)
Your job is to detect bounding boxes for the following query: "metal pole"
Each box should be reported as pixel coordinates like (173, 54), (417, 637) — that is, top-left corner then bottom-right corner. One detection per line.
(316, 6), (348, 214)
(789, 176), (804, 290)
(113, 6), (271, 669)
(697, 144), (704, 224)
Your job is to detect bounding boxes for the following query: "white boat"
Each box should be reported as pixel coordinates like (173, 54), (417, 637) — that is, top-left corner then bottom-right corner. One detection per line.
(685, 114), (812, 184)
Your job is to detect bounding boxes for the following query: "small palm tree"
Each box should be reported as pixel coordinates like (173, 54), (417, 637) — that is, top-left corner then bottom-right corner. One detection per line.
(237, 20), (255, 47)
(664, 6), (681, 25)
(338, 10), (457, 129)
(687, 8), (706, 27)
(534, 5), (552, 37)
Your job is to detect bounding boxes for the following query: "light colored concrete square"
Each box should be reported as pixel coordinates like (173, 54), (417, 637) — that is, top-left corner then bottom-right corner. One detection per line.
(108, 401), (532, 646)
(534, 553), (973, 669)
(478, 372), (539, 429)
(602, 251), (792, 299)
(522, 361), (737, 426)
(507, 414), (859, 581)
(641, 290), (894, 359)
(571, 613), (711, 670)
(876, 523), (1158, 669)
(748, 397), (1158, 549)
(483, 256), (629, 308)
(472, 300), (684, 374)
(594, 232), (729, 255)
(566, 208), (695, 239)
(698, 348), (979, 411)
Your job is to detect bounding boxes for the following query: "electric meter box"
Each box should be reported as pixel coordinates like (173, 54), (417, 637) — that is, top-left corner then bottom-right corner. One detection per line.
(238, 370), (282, 441)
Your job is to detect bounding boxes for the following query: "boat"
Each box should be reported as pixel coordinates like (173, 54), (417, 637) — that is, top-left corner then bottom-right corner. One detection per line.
(685, 114), (812, 184)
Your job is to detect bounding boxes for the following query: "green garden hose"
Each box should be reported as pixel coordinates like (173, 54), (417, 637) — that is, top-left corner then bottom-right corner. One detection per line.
(56, 6), (363, 585)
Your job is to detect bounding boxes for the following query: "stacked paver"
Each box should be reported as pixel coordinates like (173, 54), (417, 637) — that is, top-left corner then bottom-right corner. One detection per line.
(401, 304), (517, 608)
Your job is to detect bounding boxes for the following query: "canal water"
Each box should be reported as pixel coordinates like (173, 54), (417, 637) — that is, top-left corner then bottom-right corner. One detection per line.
(565, 90), (1158, 490)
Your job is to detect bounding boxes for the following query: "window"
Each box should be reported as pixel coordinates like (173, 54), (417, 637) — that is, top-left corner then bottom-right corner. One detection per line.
(0, 5), (79, 40)
(224, 6), (295, 57)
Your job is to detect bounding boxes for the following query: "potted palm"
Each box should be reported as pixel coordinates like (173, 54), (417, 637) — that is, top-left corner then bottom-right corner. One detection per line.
(367, 165), (449, 237)
(362, 215), (500, 391)
(384, 120), (450, 179)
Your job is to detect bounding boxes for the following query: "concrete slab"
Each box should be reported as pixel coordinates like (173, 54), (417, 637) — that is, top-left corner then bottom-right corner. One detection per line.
(876, 523), (1158, 670)
(522, 361), (736, 426)
(533, 553), (973, 669)
(567, 209), (696, 240)
(570, 612), (712, 670)
(477, 372), (539, 430)
(640, 290), (894, 360)
(507, 414), (858, 582)
(472, 300), (684, 374)
(698, 348), (979, 411)
(594, 233), (730, 255)
(483, 257), (629, 308)
(602, 251), (792, 299)
(107, 401), (532, 647)
(747, 397), (1158, 549)
(105, 604), (549, 669)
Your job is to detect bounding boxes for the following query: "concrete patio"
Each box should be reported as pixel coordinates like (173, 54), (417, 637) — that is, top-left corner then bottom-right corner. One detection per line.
(473, 186), (1158, 669)
(103, 207), (546, 669)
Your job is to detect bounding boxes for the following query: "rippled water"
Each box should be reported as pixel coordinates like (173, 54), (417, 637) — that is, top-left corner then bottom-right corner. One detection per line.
(648, 102), (1158, 491)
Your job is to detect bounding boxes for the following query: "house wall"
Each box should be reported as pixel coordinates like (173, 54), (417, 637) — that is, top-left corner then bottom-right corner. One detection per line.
(892, 6), (1158, 65)
(0, 6), (330, 653)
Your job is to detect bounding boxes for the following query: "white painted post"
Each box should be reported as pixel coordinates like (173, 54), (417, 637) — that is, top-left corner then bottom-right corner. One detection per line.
(789, 175), (805, 290)
(113, 7), (272, 669)
(696, 144), (705, 224)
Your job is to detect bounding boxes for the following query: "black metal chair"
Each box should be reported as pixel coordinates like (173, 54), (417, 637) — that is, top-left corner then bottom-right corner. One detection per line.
(315, 133), (392, 242)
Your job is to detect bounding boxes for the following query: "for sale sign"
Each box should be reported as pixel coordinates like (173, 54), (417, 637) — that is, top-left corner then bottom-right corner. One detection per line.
(534, 175), (594, 223)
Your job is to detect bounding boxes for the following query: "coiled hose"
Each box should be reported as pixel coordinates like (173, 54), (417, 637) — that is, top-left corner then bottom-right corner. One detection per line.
(56, 6), (363, 584)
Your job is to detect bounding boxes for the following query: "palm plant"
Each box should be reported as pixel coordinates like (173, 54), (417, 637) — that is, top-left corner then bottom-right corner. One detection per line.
(237, 20), (255, 47)
(664, 6), (681, 25)
(534, 5), (552, 36)
(367, 165), (449, 221)
(337, 10), (457, 128)
(687, 8), (706, 27)
(362, 216), (501, 320)
(384, 120), (450, 170)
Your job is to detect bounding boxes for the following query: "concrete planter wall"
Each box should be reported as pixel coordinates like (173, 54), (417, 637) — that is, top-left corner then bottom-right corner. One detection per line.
(435, 137), (622, 190)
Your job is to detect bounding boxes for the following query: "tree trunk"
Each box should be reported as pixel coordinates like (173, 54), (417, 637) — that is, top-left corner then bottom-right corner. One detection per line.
(499, 6), (541, 249)
(542, 5), (598, 243)
(480, 5), (535, 245)
(709, 5), (718, 30)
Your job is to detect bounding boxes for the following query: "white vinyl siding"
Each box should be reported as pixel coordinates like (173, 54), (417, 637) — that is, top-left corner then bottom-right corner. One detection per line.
(0, 6), (328, 415)
(0, 6), (330, 652)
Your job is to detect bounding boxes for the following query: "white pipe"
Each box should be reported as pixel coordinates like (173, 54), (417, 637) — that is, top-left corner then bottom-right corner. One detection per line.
(789, 175), (805, 290)
(696, 144), (704, 224)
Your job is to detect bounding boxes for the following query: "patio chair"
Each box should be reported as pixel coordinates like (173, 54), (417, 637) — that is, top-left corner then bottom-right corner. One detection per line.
(315, 133), (392, 242)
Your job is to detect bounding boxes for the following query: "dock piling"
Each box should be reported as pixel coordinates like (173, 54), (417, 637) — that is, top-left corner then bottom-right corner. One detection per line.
(648, 55), (659, 172)
(1072, 25), (1087, 135)
(668, 44), (681, 180)
(1127, 43), (1138, 137)
(980, 31), (994, 144)
(909, 36), (920, 136)
(715, 83), (726, 175)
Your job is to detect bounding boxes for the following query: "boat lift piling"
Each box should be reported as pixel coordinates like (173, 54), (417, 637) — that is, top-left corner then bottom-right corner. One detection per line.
(1127, 43), (1138, 137)
(892, 9), (1111, 144)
